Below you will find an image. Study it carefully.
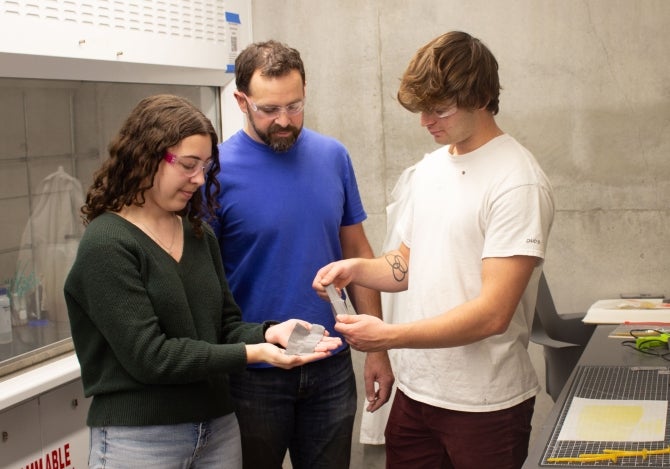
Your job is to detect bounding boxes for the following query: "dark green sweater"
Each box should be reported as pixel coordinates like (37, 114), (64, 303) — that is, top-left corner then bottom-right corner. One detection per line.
(64, 212), (266, 426)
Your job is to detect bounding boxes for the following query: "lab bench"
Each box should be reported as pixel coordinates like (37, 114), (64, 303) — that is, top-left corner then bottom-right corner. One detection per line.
(524, 325), (670, 468)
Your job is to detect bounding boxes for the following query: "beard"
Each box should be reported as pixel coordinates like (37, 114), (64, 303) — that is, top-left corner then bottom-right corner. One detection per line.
(249, 112), (302, 152)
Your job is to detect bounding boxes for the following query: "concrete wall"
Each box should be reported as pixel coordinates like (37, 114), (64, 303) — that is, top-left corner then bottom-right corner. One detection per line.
(251, 0), (670, 314)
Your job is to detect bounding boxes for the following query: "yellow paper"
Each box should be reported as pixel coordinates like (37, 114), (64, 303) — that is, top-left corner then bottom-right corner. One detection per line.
(557, 397), (667, 442)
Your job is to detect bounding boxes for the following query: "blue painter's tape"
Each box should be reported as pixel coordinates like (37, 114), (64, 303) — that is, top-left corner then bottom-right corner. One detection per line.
(225, 12), (241, 24)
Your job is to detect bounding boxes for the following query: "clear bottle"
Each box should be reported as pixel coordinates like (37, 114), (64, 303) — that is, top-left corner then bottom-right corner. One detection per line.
(0, 286), (12, 344)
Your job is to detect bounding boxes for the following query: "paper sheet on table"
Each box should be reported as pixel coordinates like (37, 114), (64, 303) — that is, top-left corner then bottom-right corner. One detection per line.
(557, 397), (667, 441)
(582, 299), (670, 324)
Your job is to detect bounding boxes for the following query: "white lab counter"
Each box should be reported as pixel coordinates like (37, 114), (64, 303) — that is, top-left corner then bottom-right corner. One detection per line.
(0, 352), (81, 411)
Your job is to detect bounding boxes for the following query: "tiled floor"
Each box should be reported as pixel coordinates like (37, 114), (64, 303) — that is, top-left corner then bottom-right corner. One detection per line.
(284, 342), (554, 468)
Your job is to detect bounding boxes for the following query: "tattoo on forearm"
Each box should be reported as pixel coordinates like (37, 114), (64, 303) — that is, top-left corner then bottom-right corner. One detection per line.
(385, 253), (408, 282)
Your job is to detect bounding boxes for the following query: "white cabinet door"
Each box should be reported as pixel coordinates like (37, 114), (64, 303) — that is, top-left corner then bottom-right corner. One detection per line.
(38, 380), (91, 469)
(0, 399), (42, 468)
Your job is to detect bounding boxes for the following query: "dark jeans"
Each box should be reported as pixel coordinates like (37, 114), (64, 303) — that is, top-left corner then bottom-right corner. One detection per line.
(385, 389), (535, 469)
(229, 347), (357, 469)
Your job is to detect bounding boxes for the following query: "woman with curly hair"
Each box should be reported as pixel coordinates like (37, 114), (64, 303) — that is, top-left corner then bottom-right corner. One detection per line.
(65, 94), (340, 468)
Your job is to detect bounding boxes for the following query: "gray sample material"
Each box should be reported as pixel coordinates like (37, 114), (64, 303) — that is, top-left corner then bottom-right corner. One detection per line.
(285, 323), (326, 355)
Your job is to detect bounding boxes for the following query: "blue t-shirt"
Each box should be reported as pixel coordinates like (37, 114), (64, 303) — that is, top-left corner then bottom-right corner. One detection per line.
(211, 128), (366, 358)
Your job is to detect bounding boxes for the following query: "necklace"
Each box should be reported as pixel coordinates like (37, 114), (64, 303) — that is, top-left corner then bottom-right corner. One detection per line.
(133, 215), (180, 254)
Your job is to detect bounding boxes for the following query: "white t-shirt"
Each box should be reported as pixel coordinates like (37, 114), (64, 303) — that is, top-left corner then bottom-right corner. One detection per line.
(396, 134), (555, 412)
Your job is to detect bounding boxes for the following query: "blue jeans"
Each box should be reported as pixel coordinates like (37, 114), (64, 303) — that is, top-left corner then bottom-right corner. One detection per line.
(88, 413), (242, 468)
(229, 347), (357, 469)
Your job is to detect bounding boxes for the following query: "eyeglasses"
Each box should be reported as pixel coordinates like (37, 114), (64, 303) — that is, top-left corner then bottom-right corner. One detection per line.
(164, 152), (214, 177)
(241, 93), (305, 119)
(431, 104), (458, 119)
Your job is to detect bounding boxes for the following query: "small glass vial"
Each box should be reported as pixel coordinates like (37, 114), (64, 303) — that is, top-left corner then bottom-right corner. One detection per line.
(0, 286), (12, 344)
(11, 291), (28, 326)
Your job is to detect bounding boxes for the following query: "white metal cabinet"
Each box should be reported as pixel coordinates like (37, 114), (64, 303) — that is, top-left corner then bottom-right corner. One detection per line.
(0, 399), (41, 468)
(0, 379), (90, 469)
(38, 380), (90, 469)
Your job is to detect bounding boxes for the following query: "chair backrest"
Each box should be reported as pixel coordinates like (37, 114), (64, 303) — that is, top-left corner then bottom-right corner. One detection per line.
(534, 272), (595, 346)
(535, 272), (559, 336)
(533, 272), (596, 400)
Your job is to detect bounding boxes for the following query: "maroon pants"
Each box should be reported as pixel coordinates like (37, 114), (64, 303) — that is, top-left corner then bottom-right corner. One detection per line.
(384, 389), (535, 469)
